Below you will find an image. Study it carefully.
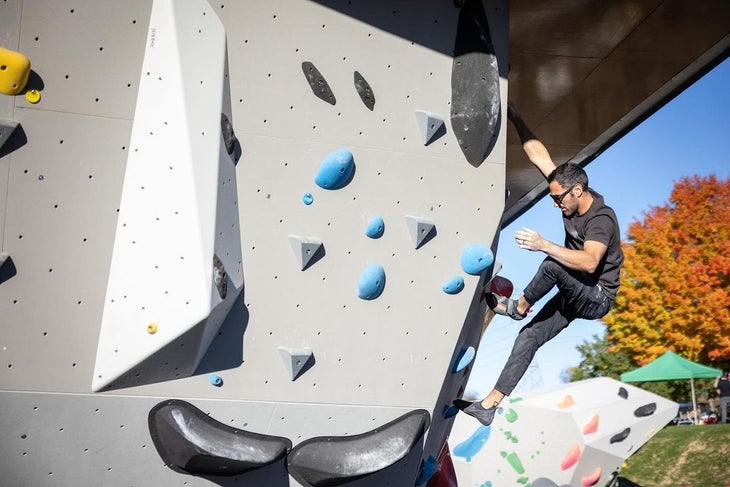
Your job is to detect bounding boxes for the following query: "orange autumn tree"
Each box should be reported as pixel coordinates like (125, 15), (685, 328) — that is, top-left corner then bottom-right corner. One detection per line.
(604, 174), (730, 369)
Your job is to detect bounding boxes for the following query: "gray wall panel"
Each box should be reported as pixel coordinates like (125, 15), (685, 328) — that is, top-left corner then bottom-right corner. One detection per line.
(1, 108), (130, 392)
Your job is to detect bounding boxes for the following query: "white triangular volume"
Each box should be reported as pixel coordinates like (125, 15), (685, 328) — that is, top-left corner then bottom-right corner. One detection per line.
(278, 346), (314, 380)
(92, 0), (243, 392)
(288, 235), (323, 270)
(0, 252), (9, 270)
(414, 110), (444, 145)
(405, 215), (436, 249)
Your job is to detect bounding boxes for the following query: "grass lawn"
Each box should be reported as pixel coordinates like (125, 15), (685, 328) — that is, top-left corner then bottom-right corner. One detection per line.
(617, 422), (730, 487)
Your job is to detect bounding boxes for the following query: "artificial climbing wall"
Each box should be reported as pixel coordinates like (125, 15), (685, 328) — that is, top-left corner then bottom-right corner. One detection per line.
(0, 0), (508, 485)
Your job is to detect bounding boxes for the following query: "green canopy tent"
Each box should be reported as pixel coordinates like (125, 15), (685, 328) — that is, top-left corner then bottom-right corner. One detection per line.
(621, 351), (722, 425)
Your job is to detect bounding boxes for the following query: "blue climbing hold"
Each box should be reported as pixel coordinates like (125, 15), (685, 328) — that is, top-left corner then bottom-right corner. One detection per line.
(453, 346), (476, 373)
(302, 192), (314, 205)
(444, 405), (460, 419)
(460, 243), (494, 275)
(453, 424), (492, 462)
(442, 276), (465, 294)
(209, 374), (223, 387)
(314, 149), (355, 190)
(365, 216), (385, 239)
(358, 263), (386, 300)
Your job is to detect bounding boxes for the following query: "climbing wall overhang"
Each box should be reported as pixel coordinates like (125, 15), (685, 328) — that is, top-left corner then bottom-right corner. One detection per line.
(92, 0), (243, 392)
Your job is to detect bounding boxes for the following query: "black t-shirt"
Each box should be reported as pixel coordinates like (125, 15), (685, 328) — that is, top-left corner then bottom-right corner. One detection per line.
(562, 189), (624, 298)
(719, 376), (730, 398)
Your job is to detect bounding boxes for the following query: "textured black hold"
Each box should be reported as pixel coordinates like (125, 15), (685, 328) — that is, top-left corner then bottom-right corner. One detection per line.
(634, 402), (657, 417)
(353, 71), (375, 110)
(287, 409), (430, 487)
(148, 400), (291, 476)
(450, 0), (500, 167)
(302, 61), (336, 105)
(220, 113), (236, 155)
(213, 254), (227, 299)
(618, 386), (628, 399)
(609, 427), (631, 444)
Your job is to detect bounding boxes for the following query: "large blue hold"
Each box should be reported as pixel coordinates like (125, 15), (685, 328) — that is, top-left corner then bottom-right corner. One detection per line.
(314, 149), (355, 190)
(460, 243), (494, 275)
(358, 264), (386, 300)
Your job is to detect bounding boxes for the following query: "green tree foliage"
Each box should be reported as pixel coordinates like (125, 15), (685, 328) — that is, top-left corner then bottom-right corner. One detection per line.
(603, 175), (730, 369)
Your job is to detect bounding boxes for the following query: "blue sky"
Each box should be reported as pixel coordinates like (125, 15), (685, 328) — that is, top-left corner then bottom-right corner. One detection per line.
(466, 57), (730, 397)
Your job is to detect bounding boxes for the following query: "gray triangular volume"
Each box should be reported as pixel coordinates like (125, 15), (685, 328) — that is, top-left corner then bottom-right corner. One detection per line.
(414, 110), (444, 145)
(404, 215), (436, 249)
(288, 235), (323, 270)
(0, 119), (19, 152)
(278, 347), (313, 381)
(0, 253), (9, 270)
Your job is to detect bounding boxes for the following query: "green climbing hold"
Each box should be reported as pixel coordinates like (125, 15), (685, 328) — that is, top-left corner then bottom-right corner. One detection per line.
(505, 408), (519, 423)
(504, 452), (525, 474)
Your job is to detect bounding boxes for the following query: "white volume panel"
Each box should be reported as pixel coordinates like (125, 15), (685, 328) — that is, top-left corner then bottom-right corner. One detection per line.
(92, 0), (243, 392)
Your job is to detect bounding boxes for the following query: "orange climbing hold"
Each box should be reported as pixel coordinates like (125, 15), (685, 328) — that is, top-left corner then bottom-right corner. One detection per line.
(560, 442), (581, 470)
(581, 466), (602, 486)
(582, 414), (599, 435)
(556, 394), (574, 409)
(0, 46), (31, 95)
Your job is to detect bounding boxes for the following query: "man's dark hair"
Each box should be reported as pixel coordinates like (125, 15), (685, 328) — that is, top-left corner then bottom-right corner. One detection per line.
(547, 163), (589, 190)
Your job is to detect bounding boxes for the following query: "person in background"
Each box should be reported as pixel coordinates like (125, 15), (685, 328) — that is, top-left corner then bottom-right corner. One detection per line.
(716, 370), (730, 424)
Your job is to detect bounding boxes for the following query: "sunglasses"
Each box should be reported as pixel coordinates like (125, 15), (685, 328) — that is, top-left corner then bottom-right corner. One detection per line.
(550, 184), (576, 204)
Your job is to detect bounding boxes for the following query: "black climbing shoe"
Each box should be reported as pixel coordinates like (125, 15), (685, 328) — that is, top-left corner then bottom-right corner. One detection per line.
(463, 401), (498, 426)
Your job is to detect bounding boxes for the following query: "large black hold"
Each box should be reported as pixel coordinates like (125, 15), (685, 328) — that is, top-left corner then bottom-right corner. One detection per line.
(287, 409), (430, 486)
(148, 399), (291, 477)
(450, 0), (501, 167)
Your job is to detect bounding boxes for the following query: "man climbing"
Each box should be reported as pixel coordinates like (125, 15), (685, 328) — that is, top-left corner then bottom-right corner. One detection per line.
(458, 103), (624, 426)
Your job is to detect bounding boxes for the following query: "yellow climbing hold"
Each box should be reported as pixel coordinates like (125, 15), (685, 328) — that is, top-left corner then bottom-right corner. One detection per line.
(25, 89), (41, 104)
(0, 46), (31, 96)
(146, 322), (158, 334)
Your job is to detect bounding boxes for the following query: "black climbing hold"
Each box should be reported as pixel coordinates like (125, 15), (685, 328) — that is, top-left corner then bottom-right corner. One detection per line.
(148, 399), (291, 476)
(220, 113), (236, 155)
(213, 254), (227, 299)
(287, 409), (430, 486)
(302, 61), (336, 105)
(353, 71), (375, 110)
(609, 427), (631, 444)
(451, 0), (501, 167)
(634, 402), (656, 417)
(618, 386), (628, 399)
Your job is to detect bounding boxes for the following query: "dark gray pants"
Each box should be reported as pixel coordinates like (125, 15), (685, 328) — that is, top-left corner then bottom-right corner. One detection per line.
(494, 258), (613, 396)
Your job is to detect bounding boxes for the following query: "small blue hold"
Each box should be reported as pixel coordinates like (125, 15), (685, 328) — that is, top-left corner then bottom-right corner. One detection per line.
(460, 243), (494, 275)
(442, 276), (465, 294)
(209, 374), (223, 387)
(358, 263), (386, 300)
(314, 149), (355, 190)
(444, 405), (460, 419)
(453, 346), (476, 373)
(365, 216), (385, 239)
(302, 192), (314, 205)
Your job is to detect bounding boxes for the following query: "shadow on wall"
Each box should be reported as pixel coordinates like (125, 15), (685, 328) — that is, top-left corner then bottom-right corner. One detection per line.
(195, 291), (248, 375)
(191, 459), (290, 487)
(0, 123), (26, 159)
